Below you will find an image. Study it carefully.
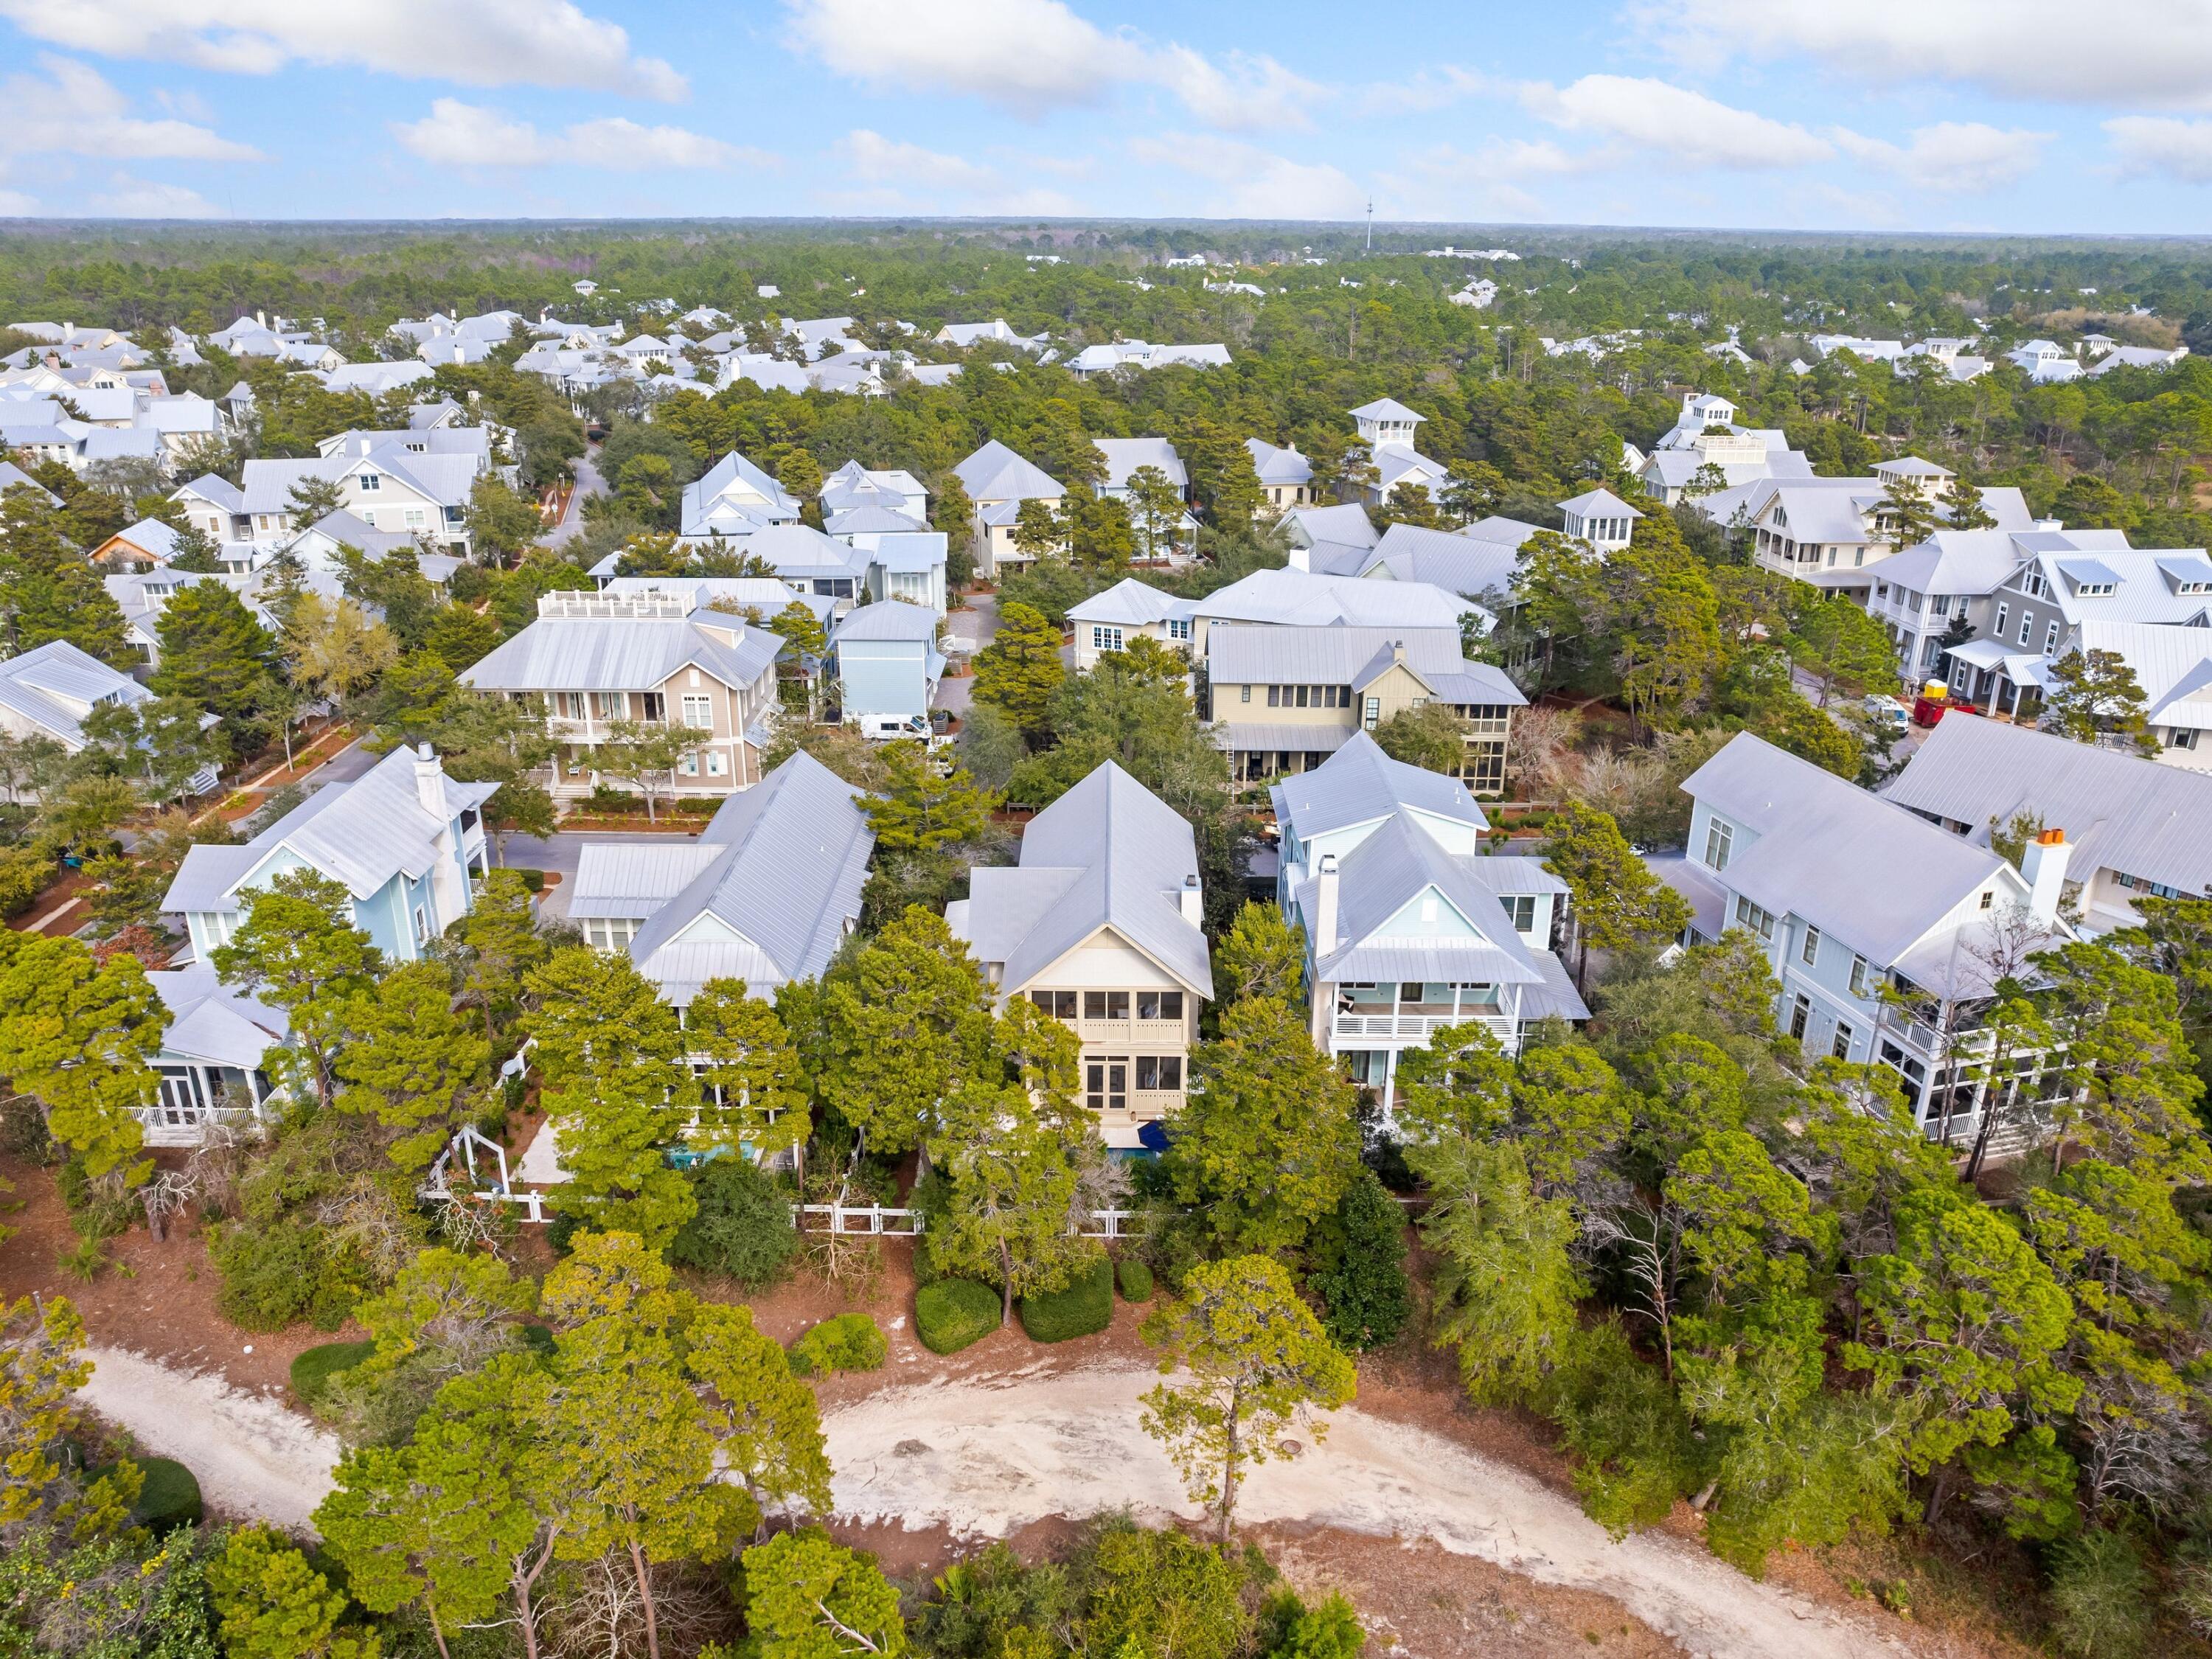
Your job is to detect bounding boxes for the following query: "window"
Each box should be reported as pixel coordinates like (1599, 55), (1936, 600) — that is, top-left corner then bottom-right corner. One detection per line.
(1733, 895), (1776, 942)
(639, 692), (666, 723)
(1084, 1057), (1129, 1113)
(1135, 1055), (1183, 1091)
(358, 472), (381, 492)
(414, 905), (431, 945)
(1832, 1022), (1854, 1061)
(2018, 611), (2034, 646)
(2044, 620), (2060, 656)
(1029, 990), (1078, 1019)
(1267, 684), (1281, 706)
(1137, 990), (1184, 1021)
(681, 694), (713, 729)
(1703, 818), (1733, 872)
(1091, 625), (1122, 652)
(585, 918), (639, 951)
(1168, 619), (1192, 641)
(1500, 894), (1536, 933)
(1363, 695), (1381, 730)
(1850, 955), (1870, 996)
(2171, 729), (2199, 751)
(1082, 990), (1130, 1021)
(1980, 890), (1995, 909)
(706, 749), (727, 776)
(2115, 870), (2188, 900)
(403, 508), (425, 528)
(680, 753), (699, 776)
(1801, 925), (1821, 967)
(1994, 602), (2008, 637)
(1239, 684), (1251, 703)
(591, 692), (622, 719)
(1789, 993), (1811, 1041)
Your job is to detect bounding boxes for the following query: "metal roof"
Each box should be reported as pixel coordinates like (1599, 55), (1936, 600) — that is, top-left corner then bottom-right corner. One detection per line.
(955, 761), (1214, 998)
(458, 614), (779, 695)
(149, 968), (288, 1070)
(1270, 731), (1486, 840)
(1069, 577), (1189, 627)
(568, 843), (726, 919)
(1295, 813), (1544, 987)
(1885, 713), (2212, 896)
(1093, 437), (1187, 492)
(0, 639), (147, 745)
(953, 439), (1062, 503)
(1193, 567), (1481, 630)
(831, 601), (942, 643)
(1209, 626), (1521, 706)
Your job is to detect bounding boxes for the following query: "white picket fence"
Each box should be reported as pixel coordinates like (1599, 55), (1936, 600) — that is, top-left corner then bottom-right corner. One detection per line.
(795, 1203), (1143, 1239)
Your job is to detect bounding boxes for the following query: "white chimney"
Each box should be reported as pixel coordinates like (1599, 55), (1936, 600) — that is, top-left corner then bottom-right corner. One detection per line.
(413, 743), (449, 823)
(1315, 853), (1340, 956)
(256, 310), (266, 328)
(1178, 872), (1202, 927)
(1287, 546), (1310, 572)
(2022, 828), (2071, 925)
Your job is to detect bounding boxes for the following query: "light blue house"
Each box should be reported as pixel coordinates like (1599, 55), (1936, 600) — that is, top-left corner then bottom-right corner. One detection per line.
(139, 968), (293, 1146)
(1658, 732), (2065, 1152)
(164, 744), (496, 964)
(831, 602), (945, 732)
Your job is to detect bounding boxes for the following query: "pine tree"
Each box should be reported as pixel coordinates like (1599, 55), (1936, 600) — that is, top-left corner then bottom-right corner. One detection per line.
(2045, 647), (2161, 757)
(1211, 901), (1306, 1004)
(686, 976), (808, 1162)
(973, 601), (1066, 742)
(151, 581), (281, 740)
(212, 869), (383, 1109)
(740, 1531), (908, 1659)
(0, 936), (167, 1186)
(1543, 802), (1694, 986)
(450, 868), (550, 1043)
(333, 961), (493, 1172)
(865, 740), (997, 853)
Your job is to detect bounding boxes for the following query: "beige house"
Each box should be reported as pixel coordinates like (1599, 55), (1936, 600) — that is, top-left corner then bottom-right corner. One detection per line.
(1205, 625), (1526, 790)
(948, 761), (1214, 1148)
(952, 439), (1064, 580)
(457, 592), (782, 800)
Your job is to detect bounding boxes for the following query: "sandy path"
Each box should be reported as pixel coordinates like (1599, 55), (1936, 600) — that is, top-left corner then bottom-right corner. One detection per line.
(78, 1346), (338, 1530)
(823, 1363), (1921, 1659)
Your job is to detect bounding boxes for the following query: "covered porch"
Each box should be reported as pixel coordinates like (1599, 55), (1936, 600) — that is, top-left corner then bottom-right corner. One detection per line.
(1943, 639), (2051, 720)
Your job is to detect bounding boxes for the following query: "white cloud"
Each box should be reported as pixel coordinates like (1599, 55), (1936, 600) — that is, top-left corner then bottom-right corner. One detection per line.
(0, 0), (685, 100)
(1128, 133), (1366, 219)
(0, 189), (38, 215)
(838, 129), (995, 191)
(392, 100), (765, 170)
(1646, 0), (2212, 109)
(784, 0), (1318, 128)
(1831, 122), (2049, 192)
(2107, 116), (2212, 182)
(1521, 74), (1831, 169)
(0, 56), (259, 164)
(87, 173), (224, 217)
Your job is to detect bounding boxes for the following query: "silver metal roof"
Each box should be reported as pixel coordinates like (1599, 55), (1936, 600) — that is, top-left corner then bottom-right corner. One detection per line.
(1270, 731), (1486, 840)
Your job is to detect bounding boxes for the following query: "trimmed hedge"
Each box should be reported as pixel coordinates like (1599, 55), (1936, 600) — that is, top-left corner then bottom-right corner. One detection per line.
(1116, 1257), (1154, 1304)
(789, 1312), (887, 1377)
(290, 1340), (375, 1406)
(132, 1457), (204, 1531)
(916, 1279), (1000, 1355)
(1020, 1256), (1114, 1343)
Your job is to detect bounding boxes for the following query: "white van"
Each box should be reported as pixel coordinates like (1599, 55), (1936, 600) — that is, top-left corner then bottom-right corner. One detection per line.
(859, 713), (932, 742)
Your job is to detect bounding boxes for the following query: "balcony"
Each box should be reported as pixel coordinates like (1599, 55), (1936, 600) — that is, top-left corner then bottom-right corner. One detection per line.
(1332, 1010), (1512, 1043)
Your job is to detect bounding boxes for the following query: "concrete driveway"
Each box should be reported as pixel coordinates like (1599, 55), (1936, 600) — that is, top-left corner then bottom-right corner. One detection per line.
(936, 591), (1000, 718)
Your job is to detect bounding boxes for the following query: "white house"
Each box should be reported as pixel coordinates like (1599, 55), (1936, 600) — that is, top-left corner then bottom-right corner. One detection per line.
(952, 439), (1064, 579)
(681, 453), (802, 538)
(1345, 398), (1447, 508)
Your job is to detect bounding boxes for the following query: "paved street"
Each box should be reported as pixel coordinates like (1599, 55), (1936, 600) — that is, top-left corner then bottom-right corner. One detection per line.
(547, 446), (605, 549)
(934, 591), (999, 718)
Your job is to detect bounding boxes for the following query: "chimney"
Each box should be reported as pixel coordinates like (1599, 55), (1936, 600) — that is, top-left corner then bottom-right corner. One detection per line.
(2023, 827), (2071, 925)
(256, 310), (266, 328)
(1391, 639), (1405, 664)
(1287, 546), (1310, 572)
(1178, 872), (1202, 927)
(1315, 853), (1340, 956)
(413, 743), (449, 823)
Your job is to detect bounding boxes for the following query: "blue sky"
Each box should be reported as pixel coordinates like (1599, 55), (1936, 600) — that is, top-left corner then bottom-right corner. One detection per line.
(5, 0), (2212, 232)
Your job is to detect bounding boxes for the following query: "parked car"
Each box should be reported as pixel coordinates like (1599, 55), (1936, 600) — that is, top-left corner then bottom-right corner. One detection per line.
(1864, 694), (1913, 731)
(858, 712), (932, 742)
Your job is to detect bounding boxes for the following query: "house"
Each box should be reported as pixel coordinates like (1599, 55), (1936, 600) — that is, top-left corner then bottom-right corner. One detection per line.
(139, 969), (292, 1147)
(0, 640), (154, 773)
(2007, 339), (2081, 383)
(1280, 502), (1381, 571)
(947, 761), (1212, 1147)
(1275, 734), (1583, 1116)
(600, 575), (835, 637)
(1658, 732), (2067, 1150)
(164, 745), (494, 966)
(1246, 439), (1315, 513)
(457, 591), (782, 801)
(1740, 460), (2032, 597)
(1637, 391), (1814, 504)
(2089, 345), (2190, 376)
(1883, 716), (2212, 936)
(830, 602), (944, 732)
(566, 751), (874, 1004)
(91, 517), (184, 570)
(223, 431), (486, 552)
(1345, 398), (1447, 507)
(1864, 528), (2132, 687)
(283, 509), (463, 583)
(0, 460), (59, 505)
(1205, 625), (1523, 789)
(935, 318), (1048, 353)
(1094, 437), (1198, 561)
(1068, 579), (1195, 671)
(819, 460), (928, 521)
(328, 361), (437, 394)
(1557, 487), (1643, 554)
(1181, 566), (1486, 655)
(1943, 545), (2212, 718)
(1068, 341), (1231, 377)
(952, 439), (1064, 579)
(1809, 334), (1907, 365)
(681, 452), (802, 538)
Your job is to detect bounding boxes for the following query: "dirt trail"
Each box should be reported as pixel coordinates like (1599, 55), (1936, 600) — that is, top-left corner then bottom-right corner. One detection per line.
(823, 1363), (1922, 1659)
(77, 1346), (338, 1529)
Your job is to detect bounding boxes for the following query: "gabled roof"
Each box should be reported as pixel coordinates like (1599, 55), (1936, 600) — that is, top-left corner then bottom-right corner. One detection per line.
(1884, 714), (2212, 897)
(681, 452), (801, 534)
(1270, 730), (1487, 841)
(164, 745), (495, 914)
(955, 761), (1213, 998)
(622, 751), (877, 1002)
(953, 439), (1062, 503)
(1068, 577), (1188, 628)
(2071, 621), (2212, 728)
(1193, 566), (1484, 630)
(1362, 523), (1521, 597)
(1683, 732), (2015, 970)
(1281, 502), (1380, 552)
(1296, 812), (1544, 987)
(830, 601), (942, 644)
(0, 639), (147, 746)
(1245, 438), (1312, 485)
(1208, 626), (1523, 709)
(148, 968), (288, 1070)
(457, 613), (779, 694)
(1094, 437), (1187, 491)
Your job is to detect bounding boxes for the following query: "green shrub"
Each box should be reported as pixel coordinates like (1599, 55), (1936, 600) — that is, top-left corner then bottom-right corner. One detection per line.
(585, 785), (642, 813)
(789, 1312), (886, 1376)
(290, 1340), (375, 1406)
(1309, 1167), (1411, 1352)
(2048, 1528), (2154, 1658)
(545, 1208), (584, 1256)
(916, 1279), (1000, 1354)
(669, 1157), (799, 1289)
(1116, 1257), (1153, 1303)
(130, 1458), (204, 1533)
(212, 1221), (369, 1332)
(511, 867), (546, 893)
(1020, 1255), (1113, 1343)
